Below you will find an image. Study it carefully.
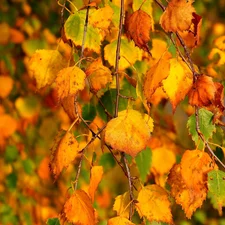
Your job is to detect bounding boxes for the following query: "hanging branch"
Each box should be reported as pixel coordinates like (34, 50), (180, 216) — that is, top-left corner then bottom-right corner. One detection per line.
(154, 0), (225, 169)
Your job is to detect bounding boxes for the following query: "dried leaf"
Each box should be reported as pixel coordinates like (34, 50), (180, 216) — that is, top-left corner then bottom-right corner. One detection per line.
(125, 10), (152, 52)
(63, 190), (95, 225)
(107, 216), (135, 225)
(162, 58), (193, 110)
(113, 192), (130, 218)
(86, 58), (112, 93)
(49, 130), (80, 180)
(188, 75), (216, 107)
(89, 166), (104, 202)
(160, 0), (195, 33)
(136, 185), (173, 224)
(105, 110), (152, 157)
(29, 49), (65, 89)
(168, 164), (207, 219)
(55, 66), (86, 102)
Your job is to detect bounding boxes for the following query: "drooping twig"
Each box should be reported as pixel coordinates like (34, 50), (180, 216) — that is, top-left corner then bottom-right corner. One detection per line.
(122, 153), (134, 220)
(114, 0), (124, 117)
(154, 0), (225, 169)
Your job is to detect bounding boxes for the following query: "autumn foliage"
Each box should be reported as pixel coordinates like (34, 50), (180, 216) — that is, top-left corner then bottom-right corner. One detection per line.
(1, 0), (225, 224)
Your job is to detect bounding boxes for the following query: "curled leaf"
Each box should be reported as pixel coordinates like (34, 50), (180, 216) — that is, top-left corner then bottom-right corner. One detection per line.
(125, 10), (152, 52)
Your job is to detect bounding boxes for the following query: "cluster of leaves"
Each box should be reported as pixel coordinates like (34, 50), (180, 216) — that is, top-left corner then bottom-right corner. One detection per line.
(1, 0), (225, 224)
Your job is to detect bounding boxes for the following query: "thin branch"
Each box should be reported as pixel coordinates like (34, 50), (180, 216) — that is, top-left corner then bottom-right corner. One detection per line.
(122, 153), (134, 220)
(114, 0), (124, 117)
(154, 0), (166, 11)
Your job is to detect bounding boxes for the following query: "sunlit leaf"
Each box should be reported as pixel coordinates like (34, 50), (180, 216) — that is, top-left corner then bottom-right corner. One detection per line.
(108, 216), (135, 225)
(49, 130), (80, 180)
(104, 38), (142, 70)
(160, 0), (195, 33)
(105, 110), (152, 157)
(136, 185), (173, 224)
(55, 66), (86, 101)
(113, 192), (130, 218)
(63, 190), (95, 225)
(29, 49), (65, 89)
(0, 76), (13, 98)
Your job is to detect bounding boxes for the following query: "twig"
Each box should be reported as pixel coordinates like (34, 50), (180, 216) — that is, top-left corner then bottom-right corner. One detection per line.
(122, 153), (134, 220)
(114, 0), (124, 117)
(78, 0), (91, 67)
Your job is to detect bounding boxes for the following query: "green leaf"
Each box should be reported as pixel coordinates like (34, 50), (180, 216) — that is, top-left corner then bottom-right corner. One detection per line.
(5, 145), (19, 163)
(46, 218), (60, 225)
(6, 172), (17, 189)
(135, 147), (152, 182)
(64, 11), (101, 53)
(82, 103), (96, 122)
(22, 159), (35, 175)
(187, 108), (215, 149)
(132, 0), (153, 16)
(208, 170), (225, 215)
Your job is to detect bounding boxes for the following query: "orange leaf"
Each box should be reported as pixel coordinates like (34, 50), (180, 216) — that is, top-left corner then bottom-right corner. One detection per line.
(0, 76), (13, 98)
(63, 190), (95, 225)
(188, 75), (216, 107)
(108, 216), (135, 225)
(180, 150), (216, 190)
(55, 66), (86, 101)
(85, 58), (112, 93)
(144, 54), (171, 102)
(125, 10), (152, 52)
(178, 13), (202, 48)
(168, 164), (207, 219)
(160, 0), (195, 33)
(162, 58), (193, 110)
(168, 150), (216, 218)
(136, 185), (173, 224)
(88, 166), (104, 202)
(37, 157), (51, 181)
(105, 110), (152, 157)
(10, 28), (25, 44)
(49, 130), (80, 180)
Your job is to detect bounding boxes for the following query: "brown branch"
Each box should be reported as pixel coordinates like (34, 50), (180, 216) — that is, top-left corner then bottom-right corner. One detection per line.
(114, 0), (124, 118)
(122, 153), (134, 220)
(73, 151), (84, 190)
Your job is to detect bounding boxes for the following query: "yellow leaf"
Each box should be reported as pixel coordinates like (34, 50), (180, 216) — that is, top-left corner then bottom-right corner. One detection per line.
(151, 147), (176, 175)
(29, 49), (65, 89)
(63, 190), (95, 225)
(107, 216), (135, 225)
(89, 5), (114, 31)
(144, 54), (171, 102)
(160, 0), (195, 33)
(113, 192), (130, 218)
(88, 166), (104, 202)
(104, 38), (142, 70)
(144, 114), (154, 133)
(125, 10), (152, 52)
(86, 58), (112, 93)
(136, 185), (173, 224)
(55, 66), (86, 101)
(0, 76), (13, 98)
(162, 58), (193, 110)
(49, 130), (80, 180)
(105, 110), (152, 157)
